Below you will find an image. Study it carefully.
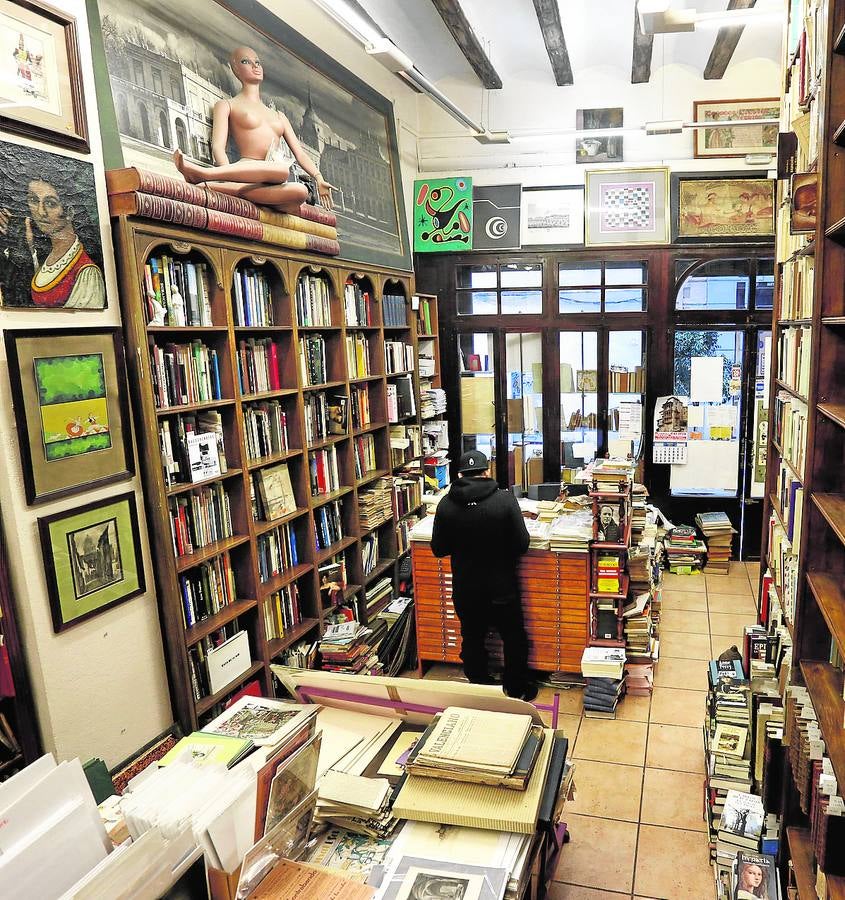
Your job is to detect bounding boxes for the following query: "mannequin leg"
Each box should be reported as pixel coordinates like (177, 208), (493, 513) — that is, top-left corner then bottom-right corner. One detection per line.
(174, 150), (291, 186)
(199, 179), (309, 211)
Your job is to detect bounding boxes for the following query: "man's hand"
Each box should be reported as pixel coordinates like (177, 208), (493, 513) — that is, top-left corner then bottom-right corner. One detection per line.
(315, 174), (337, 211)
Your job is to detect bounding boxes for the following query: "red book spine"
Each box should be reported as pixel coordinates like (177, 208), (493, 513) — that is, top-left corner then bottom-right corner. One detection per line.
(267, 341), (280, 391)
(135, 170), (208, 206)
(203, 188), (260, 220)
(304, 234), (341, 256)
(132, 193), (208, 229)
(206, 208), (263, 240)
(298, 203), (338, 228)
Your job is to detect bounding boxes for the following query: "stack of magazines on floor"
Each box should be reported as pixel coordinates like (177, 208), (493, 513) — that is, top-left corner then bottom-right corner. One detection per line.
(317, 621), (383, 675)
(580, 646), (626, 718)
(664, 524), (707, 574)
(695, 511), (736, 575)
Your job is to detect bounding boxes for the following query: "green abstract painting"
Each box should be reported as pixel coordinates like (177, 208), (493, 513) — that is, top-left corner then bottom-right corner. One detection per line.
(413, 177), (473, 252)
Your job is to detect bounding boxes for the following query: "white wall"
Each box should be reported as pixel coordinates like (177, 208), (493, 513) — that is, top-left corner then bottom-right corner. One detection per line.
(0, 0), (172, 768)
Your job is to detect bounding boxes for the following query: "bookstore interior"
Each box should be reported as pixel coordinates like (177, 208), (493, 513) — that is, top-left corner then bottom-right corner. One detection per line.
(2, 0), (845, 897)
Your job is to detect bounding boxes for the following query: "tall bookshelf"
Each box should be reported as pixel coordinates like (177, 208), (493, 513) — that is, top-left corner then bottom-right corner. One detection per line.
(414, 294), (450, 491)
(762, 0), (845, 893)
(110, 216), (429, 733)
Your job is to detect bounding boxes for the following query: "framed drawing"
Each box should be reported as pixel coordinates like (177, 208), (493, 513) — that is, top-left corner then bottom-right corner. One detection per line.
(38, 491), (145, 632)
(0, 0), (88, 151)
(692, 98), (779, 159)
(4, 328), (134, 504)
(0, 140), (107, 309)
(672, 174), (775, 241)
(520, 186), (584, 246)
(585, 168), (669, 247)
(91, 0), (410, 270)
(790, 172), (818, 234)
(576, 107), (624, 164)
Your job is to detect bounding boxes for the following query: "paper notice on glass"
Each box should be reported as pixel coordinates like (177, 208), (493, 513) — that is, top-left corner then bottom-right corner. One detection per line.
(608, 438), (633, 458)
(572, 442), (596, 460)
(687, 405), (704, 427)
(670, 440), (738, 493)
(618, 401), (642, 439)
(690, 356), (724, 402)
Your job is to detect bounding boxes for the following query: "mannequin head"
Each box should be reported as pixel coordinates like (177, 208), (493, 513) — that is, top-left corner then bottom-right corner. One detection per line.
(229, 46), (263, 85)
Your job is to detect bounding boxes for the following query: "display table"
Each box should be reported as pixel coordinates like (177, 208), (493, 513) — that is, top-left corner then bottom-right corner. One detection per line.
(411, 543), (589, 675)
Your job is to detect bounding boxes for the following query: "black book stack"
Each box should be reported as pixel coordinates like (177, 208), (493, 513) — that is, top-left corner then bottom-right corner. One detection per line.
(583, 677), (625, 719)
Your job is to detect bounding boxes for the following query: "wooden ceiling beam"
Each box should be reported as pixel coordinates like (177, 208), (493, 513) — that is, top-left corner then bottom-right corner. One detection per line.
(532, 0), (574, 86)
(429, 0), (503, 90)
(632, 1), (654, 84)
(704, 0), (757, 80)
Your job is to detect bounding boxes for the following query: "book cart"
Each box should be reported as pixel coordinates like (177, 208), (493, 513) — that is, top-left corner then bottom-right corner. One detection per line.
(108, 210), (438, 735)
(588, 478), (632, 647)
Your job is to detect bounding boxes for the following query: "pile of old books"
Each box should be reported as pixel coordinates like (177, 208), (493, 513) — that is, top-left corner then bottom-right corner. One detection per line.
(548, 507), (593, 552)
(315, 770), (398, 838)
(623, 592), (654, 656)
(317, 621), (383, 675)
(357, 477), (393, 531)
(630, 483), (648, 543)
(581, 646), (626, 717)
(525, 517), (551, 550)
(589, 458), (635, 493)
(665, 525), (707, 574)
(695, 511), (736, 575)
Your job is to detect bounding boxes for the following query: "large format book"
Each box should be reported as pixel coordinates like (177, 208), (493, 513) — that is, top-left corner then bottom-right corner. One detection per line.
(392, 729), (554, 834)
(202, 697), (317, 747)
(248, 858), (374, 899)
(718, 790), (764, 850)
(256, 463), (297, 520)
(159, 731), (253, 768)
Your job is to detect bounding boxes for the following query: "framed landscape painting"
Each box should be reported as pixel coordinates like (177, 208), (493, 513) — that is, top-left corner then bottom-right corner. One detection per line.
(673, 174), (775, 241)
(0, 0), (89, 151)
(693, 98), (779, 159)
(38, 491), (145, 632)
(4, 328), (134, 503)
(585, 168), (669, 247)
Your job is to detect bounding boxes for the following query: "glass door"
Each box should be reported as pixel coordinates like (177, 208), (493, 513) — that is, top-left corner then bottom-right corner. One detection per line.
(457, 331), (497, 480)
(560, 331), (599, 477)
(505, 332), (543, 491)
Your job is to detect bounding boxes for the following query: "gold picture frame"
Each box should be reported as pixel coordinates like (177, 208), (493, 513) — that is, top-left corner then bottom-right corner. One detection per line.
(584, 167), (670, 247)
(674, 175), (775, 241)
(0, 0), (89, 152)
(692, 98), (779, 159)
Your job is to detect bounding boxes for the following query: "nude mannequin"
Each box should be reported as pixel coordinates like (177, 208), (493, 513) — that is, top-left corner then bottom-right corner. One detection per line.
(174, 46), (336, 212)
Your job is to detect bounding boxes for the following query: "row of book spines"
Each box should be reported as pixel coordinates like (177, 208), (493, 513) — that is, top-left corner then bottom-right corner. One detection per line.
(168, 486), (233, 557)
(387, 377), (415, 422)
(396, 515), (419, 555)
(774, 464), (805, 543)
(385, 341), (415, 373)
(344, 283), (373, 327)
(382, 294), (408, 327)
(304, 392), (340, 444)
(233, 268), (274, 327)
(145, 255), (212, 327)
(264, 584), (303, 641)
(777, 325), (812, 396)
(237, 338), (282, 395)
(354, 435), (377, 478)
(346, 334), (371, 378)
(350, 385), (371, 429)
(179, 553), (238, 629)
(315, 502), (343, 550)
(186, 622), (241, 700)
(773, 392), (807, 476)
(608, 367), (645, 393)
(296, 276), (332, 327)
(299, 335), (328, 385)
(244, 403), (288, 460)
(417, 298), (434, 335)
(780, 256), (814, 320)
(392, 480), (422, 516)
(309, 447), (340, 495)
(257, 523), (299, 583)
(150, 342), (222, 409)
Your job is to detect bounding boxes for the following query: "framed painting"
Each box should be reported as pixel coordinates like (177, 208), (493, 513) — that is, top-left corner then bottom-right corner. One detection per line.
(576, 107), (624, 164)
(4, 328), (134, 504)
(790, 172), (817, 234)
(0, 0), (88, 151)
(90, 0), (410, 271)
(672, 174), (775, 241)
(693, 98), (780, 159)
(520, 186), (584, 246)
(413, 178), (473, 252)
(585, 168), (670, 247)
(38, 491), (145, 632)
(0, 140), (107, 309)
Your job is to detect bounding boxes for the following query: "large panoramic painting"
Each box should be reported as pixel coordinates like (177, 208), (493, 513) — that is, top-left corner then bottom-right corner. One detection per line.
(94, 0), (410, 269)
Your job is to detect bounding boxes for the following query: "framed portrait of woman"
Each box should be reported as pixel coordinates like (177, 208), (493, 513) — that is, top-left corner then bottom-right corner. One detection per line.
(0, 0), (88, 151)
(0, 139), (107, 310)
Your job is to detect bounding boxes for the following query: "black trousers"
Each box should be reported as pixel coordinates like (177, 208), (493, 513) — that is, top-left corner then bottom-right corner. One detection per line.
(453, 591), (530, 695)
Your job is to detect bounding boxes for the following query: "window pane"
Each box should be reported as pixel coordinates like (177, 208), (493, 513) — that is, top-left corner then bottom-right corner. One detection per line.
(459, 332), (497, 478)
(675, 258), (698, 282)
(605, 289), (645, 312)
(559, 263), (601, 287)
(506, 333), (543, 490)
(608, 331), (645, 459)
(559, 289), (601, 314)
(502, 290), (542, 314)
(605, 260), (647, 285)
(501, 264), (542, 288)
(457, 291), (497, 315)
(560, 331), (598, 469)
(675, 259), (750, 310)
(755, 258), (774, 310)
(457, 265), (496, 289)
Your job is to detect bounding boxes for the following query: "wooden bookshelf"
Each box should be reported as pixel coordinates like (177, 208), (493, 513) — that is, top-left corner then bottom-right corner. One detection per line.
(110, 215), (430, 733)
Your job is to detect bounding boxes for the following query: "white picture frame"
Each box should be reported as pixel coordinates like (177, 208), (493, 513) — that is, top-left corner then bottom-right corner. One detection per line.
(520, 186), (584, 247)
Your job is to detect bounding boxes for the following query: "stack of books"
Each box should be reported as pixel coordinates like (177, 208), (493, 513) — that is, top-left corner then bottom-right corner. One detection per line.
(695, 512), (736, 575)
(315, 771), (397, 838)
(630, 483), (648, 543)
(536, 500), (564, 523)
(582, 677), (625, 718)
(317, 622), (382, 675)
(725, 851), (778, 900)
(581, 646), (626, 680)
(525, 518), (551, 550)
(622, 592), (654, 661)
(358, 477), (393, 530)
(548, 508), (593, 552)
(664, 526), (707, 574)
(715, 790), (765, 865)
(589, 458), (635, 493)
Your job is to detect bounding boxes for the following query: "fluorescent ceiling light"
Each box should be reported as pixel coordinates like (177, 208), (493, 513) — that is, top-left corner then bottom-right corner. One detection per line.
(695, 9), (783, 28)
(309, 0), (382, 45)
(639, 0), (783, 34)
(365, 38), (413, 73)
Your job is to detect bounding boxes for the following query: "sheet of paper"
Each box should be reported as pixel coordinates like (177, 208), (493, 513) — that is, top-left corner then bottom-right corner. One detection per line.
(318, 772), (389, 811)
(670, 440), (738, 493)
(686, 405), (704, 427)
(690, 356), (724, 402)
(608, 438), (632, 459)
(377, 731), (423, 777)
(617, 401), (642, 438)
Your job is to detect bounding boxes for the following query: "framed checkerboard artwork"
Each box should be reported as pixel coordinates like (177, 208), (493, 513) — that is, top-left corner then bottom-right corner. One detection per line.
(585, 168), (670, 246)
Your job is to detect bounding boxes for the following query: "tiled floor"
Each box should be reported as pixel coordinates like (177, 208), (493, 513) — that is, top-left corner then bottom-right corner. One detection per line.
(417, 560), (761, 900)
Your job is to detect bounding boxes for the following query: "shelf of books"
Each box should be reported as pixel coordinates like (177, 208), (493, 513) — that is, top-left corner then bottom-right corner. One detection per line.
(757, 0), (845, 896)
(414, 294), (449, 497)
(109, 209), (432, 733)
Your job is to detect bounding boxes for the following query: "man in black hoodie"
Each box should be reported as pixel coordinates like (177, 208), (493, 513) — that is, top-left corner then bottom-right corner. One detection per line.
(430, 450), (535, 701)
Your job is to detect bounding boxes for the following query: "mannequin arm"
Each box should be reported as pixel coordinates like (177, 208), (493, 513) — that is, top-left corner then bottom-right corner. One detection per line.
(211, 100), (231, 165)
(282, 116), (336, 209)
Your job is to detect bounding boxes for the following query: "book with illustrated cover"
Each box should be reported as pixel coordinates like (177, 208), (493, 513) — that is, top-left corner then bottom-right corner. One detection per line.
(257, 463), (297, 520)
(159, 731), (253, 768)
(718, 790), (764, 850)
(732, 851), (777, 900)
(186, 431), (221, 482)
(713, 724), (748, 759)
(202, 696), (317, 747)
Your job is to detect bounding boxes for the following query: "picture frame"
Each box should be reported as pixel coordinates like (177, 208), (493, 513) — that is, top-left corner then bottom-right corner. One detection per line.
(575, 107), (624, 164)
(4, 328), (134, 504)
(584, 168), (670, 247)
(38, 491), (145, 632)
(671, 173), (776, 242)
(0, 0), (88, 152)
(0, 139), (107, 309)
(692, 98), (780, 159)
(520, 186), (585, 247)
(790, 172), (818, 234)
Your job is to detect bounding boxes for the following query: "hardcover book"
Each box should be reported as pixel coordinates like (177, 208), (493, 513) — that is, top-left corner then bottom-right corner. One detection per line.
(257, 463), (297, 520)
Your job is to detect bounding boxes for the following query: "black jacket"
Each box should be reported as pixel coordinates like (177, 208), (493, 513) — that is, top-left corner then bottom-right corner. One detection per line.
(430, 476), (530, 600)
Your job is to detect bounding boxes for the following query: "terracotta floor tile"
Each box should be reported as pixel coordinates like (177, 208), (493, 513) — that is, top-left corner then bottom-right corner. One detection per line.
(661, 573), (706, 593)
(709, 611), (757, 636)
(554, 813), (638, 894)
(574, 717), (648, 766)
(421, 663), (466, 682)
(658, 632), (712, 660)
(634, 825), (713, 899)
(616, 692), (651, 722)
(543, 712), (582, 740)
(659, 590), (708, 612)
(549, 884), (630, 899)
(660, 609), (710, 635)
(641, 767), (707, 831)
(707, 594), (759, 616)
(710, 634), (744, 657)
(652, 657), (709, 692)
(646, 723), (706, 774)
(650, 687), (707, 728)
(566, 759), (643, 822)
(538, 686), (585, 716)
(706, 576), (753, 596)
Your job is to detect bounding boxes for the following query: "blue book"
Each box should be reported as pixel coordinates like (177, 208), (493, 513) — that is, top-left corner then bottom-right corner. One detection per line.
(709, 658), (746, 687)
(290, 529), (299, 566)
(210, 349), (222, 400)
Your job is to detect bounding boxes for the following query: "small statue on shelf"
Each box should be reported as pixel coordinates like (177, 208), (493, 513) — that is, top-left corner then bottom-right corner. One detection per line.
(173, 46), (336, 213)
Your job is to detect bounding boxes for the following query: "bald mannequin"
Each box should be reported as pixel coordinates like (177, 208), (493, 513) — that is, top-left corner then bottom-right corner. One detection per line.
(174, 46), (336, 212)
